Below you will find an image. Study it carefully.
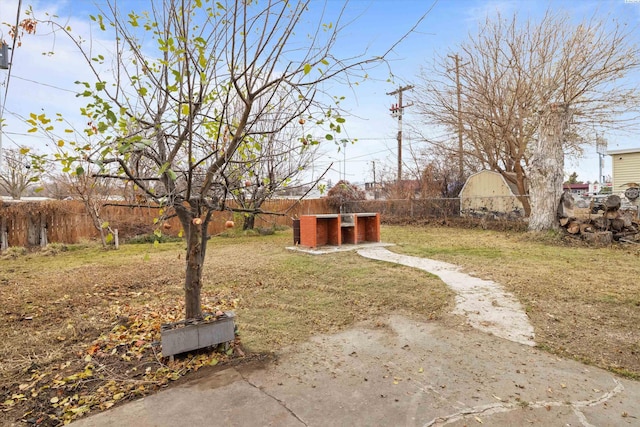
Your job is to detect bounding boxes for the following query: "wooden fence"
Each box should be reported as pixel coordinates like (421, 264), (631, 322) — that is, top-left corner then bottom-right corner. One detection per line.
(0, 196), (498, 249)
(0, 199), (334, 249)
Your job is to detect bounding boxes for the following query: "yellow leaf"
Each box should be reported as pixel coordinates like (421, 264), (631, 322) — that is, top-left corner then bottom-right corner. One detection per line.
(181, 104), (189, 115)
(50, 396), (59, 403)
(71, 405), (89, 415)
(475, 416), (483, 424)
(112, 392), (124, 401)
(418, 367), (424, 373)
(57, 140), (65, 147)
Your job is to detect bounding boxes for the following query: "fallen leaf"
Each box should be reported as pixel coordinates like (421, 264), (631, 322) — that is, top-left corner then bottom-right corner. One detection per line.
(418, 367), (424, 373)
(50, 397), (59, 404)
(475, 416), (483, 424)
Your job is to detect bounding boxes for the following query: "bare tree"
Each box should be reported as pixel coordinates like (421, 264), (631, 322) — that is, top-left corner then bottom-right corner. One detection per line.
(226, 91), (323, 230)
(413, 11), (640, 229)
(54, 160), (120, 248)
(0, 147), (46, 199)
(28, 0), (425, 320)
(404, 143), (477, 198)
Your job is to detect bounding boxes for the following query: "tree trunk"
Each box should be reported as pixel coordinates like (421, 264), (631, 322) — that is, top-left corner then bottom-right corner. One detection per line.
(557, 190), (575, 219)
(512, 163), (531, 216)
(176, 206), (208, 320)
(27, 215), (38, 246)
(184, 222), (204, 319)
(566, 221), (581, 234)
(583, 231), (613, 246)
(83, 198), (108, 248)
(527, 105), (570, 232)
(604, 195), (621, 211)
(243, 214), (255, 230)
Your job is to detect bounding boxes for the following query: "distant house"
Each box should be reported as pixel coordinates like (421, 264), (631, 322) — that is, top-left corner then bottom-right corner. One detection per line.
(608, 148), (640, 193)
(459, 170), (525, 217)
(563, 183), (589, 195)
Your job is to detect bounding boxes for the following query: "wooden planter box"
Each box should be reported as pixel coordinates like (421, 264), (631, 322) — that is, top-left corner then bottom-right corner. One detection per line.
(160, 312), (235, 357)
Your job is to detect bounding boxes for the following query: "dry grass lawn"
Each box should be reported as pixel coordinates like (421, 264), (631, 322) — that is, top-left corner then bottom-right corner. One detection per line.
(1, 224), (639, 426)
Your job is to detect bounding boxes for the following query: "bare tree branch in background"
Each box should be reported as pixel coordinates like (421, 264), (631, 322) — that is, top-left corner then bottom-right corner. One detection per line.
(0, 147), (47, 199)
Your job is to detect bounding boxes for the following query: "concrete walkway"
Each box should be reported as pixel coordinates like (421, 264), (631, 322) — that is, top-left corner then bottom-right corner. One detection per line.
(357, 247), (535, 346)
(71, 315), (640, 427)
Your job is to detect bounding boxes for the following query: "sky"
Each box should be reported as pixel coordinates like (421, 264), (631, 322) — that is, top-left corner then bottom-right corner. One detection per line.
(1, 0), (640, 187)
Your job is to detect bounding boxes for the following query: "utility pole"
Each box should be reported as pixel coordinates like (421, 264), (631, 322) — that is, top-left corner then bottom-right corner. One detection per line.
(387, 85), (413, 183)
(449, 54), (464, 183)
(596, 134), (607, 185)
(0, 42), (11, 174)
(371, 160), (378, 199)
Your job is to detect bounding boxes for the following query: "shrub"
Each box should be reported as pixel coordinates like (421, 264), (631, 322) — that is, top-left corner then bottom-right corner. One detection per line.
(325, 180), (366, 211)
(127, 234), (183, 244)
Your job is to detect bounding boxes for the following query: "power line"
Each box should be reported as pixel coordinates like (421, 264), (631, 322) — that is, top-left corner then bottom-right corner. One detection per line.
(12, 75), (78, 93)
